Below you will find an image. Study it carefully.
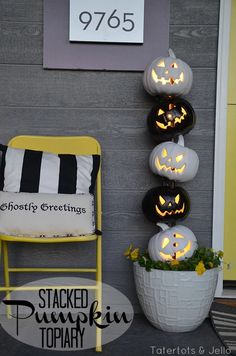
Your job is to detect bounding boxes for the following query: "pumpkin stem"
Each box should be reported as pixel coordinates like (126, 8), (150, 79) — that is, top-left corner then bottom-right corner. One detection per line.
(177, 135), (185, 147)
(168, 48), (176, 59)
(156, 223), (169, 231)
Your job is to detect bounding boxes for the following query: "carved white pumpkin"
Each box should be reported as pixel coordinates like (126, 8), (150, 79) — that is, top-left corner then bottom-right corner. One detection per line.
(143, 49), (193, 97)
(148, 223), (198, 262)
(149, 135), (199, 182)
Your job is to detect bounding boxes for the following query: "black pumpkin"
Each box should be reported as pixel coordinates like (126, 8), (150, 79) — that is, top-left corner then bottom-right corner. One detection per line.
(142, 186), (190, 223)
(147, 97), (196, 143)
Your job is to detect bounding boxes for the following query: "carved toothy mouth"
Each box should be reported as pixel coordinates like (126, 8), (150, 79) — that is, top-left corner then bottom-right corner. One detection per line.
(159, 240), (192, 261)
(155, 203), (185, 217)
(152, 70), (184, 86)
(156, 108), (187, 130)
(155, 157), (186, 174)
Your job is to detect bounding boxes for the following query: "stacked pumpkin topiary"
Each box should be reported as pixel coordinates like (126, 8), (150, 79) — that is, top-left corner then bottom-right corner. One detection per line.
(142, 49), (200, 262)
(125, 49), (222, 333)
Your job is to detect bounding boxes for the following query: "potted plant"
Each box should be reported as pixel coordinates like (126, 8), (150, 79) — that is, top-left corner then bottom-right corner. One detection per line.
(124, 244), (223, 332)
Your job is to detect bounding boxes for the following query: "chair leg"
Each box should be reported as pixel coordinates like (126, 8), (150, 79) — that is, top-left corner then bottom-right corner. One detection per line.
(95, 235), (102, 352)
(3, 241), (11, 318)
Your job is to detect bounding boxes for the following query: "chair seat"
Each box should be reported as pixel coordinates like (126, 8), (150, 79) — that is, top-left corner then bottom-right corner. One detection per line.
(0, 234), (98, 243)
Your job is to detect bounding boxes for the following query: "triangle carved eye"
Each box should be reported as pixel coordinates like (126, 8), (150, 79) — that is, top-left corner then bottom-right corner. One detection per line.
(159, 195), (166, 205)
(157, 61), (165, 67)
(175, 194), (180, 204)
(162, 148), (168, 158)
(161, 237), (170, 249)
(158, 109), (165, 116)
(175, 233), (184, 238)
(176, 154), (184, 163)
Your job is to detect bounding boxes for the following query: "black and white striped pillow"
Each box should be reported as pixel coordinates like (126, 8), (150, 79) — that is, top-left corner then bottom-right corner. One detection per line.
(0, 145), (100, 194)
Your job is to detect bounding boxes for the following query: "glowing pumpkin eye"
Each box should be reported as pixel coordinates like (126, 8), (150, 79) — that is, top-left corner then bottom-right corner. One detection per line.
(159, 195), (166, 205)
(161, 237), (170, 249)
(158, 109), (165, 116)
(175, 194), (180, 204)
(171, 63), (178, 68)
(174, 233), (184, 239)
(176, 154), (183, 163)
(157, 61), (165, 67)
(162, 148), (168, 158)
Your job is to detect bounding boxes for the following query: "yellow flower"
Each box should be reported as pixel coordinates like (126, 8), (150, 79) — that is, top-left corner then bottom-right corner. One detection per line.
(209, 262), (214, 268)
(171, 259), (180, 266)
(124, 244), (133, 258)
(130, 248), (140, 261)
(195, 261), (206, 275)
(218, 250), (224, 259)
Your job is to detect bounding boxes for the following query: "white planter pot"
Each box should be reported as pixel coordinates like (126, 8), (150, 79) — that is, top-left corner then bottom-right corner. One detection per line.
(133, 262), (219, 332)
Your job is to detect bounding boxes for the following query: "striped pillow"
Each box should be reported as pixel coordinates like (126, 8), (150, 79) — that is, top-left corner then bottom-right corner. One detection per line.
(0, 145), (100, 194)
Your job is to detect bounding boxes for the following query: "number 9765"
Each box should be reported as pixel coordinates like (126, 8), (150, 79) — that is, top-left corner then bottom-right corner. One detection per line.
(79, 9), (135, 32)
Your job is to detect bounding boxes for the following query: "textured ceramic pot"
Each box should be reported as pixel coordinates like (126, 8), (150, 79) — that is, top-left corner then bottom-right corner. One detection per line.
(133, 262), (219, 332)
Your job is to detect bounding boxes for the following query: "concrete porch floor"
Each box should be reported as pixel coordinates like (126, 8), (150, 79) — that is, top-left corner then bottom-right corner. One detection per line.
(0, 314), (225, 356)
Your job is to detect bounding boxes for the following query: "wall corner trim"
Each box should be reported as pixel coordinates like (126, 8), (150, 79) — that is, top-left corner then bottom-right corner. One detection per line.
(212, 0), (232, 297)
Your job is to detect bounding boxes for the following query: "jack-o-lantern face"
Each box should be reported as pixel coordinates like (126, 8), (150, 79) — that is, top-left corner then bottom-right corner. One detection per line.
(142, 186), (190, 223)
(149, 135), (199, 183)
(152, 59), (183, 86)
(148, 223), (198, 262)
(147, 98), (196, 143)
(143, 49), (193, 97)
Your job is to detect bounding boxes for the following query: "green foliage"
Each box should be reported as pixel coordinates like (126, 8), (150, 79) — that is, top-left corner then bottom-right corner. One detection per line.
(125, 246), (223, 274)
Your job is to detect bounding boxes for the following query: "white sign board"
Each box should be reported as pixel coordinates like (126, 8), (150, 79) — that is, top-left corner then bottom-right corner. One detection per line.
(69, 0), (145, 43)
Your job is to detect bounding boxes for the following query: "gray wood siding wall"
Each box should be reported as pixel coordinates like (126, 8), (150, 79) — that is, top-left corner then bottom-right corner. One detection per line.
(0, 0), (220, 312)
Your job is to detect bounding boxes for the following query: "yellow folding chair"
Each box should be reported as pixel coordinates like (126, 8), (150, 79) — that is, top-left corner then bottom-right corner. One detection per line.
(0, 135), (102, 352)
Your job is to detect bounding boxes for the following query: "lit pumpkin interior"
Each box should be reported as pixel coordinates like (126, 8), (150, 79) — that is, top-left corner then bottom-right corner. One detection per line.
(155, 148), (186, 174)
(155, 194), (185, 217)
(159, 240), (192, 261)
(159, 232), (192, 261)
(156, 106), (188, 130)
(151, 60), (184, 86)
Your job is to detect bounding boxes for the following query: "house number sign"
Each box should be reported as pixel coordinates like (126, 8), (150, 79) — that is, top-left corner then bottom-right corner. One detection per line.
(69, 0), (145, 43)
